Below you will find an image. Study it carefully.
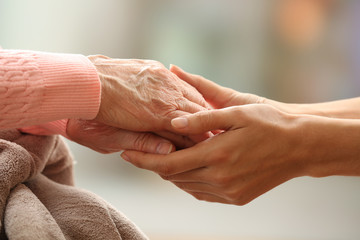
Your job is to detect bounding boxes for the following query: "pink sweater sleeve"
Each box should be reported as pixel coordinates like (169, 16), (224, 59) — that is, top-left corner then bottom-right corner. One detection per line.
(20, 119), (70, 137)
(0, 50), (101, 133)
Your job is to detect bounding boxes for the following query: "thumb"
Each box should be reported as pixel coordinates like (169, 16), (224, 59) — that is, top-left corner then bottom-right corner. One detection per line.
(171, 108), (239, 135)
(170, 65), (221, 96)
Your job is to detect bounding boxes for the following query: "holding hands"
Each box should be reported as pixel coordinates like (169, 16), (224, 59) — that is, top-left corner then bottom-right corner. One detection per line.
(122, 67), (304, 205)
(62, 55), (360, 206)
(6, 49), (359, 206)
(121, 65), (360, 205)
(122, 103), (303, 205)
(65, 56), (212, 155)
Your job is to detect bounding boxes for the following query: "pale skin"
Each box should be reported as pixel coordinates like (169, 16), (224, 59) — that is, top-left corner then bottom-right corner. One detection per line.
(121, 65), (360, 205)
(66, 56), (211, 154)
(89, 55), (209, 132)
(66, 119), (175, 154)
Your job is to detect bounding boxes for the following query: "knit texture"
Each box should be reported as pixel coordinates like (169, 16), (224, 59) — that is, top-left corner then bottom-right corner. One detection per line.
(0, 50), (101, 130)
(19, 119), (69, 137)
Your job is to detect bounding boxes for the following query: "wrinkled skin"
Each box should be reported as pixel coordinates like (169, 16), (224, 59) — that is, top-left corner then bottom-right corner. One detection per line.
(90, 56), (210, 132)
(66, 119), (175, 154)
(66, 119), (197, 154)
(66, 58), (212, 154)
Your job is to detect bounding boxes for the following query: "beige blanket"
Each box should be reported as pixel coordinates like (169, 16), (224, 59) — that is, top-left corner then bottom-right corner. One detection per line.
(0, 129), (148, 240)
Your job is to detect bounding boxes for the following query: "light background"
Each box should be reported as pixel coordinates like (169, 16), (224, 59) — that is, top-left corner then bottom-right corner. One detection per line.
(1, 0), (360, 239)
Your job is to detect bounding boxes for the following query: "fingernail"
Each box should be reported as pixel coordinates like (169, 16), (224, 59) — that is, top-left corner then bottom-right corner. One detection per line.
(121, 152), (130, 161)
(156, 142), (173, 154)
(171, 117), (188, 128)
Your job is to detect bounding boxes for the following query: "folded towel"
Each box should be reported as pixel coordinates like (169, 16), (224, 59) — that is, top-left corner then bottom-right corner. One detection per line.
(0, 129), (148, 240)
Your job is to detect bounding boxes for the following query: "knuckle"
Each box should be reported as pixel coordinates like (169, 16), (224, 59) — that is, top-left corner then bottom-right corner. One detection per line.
(132, 133), (153, 151)
(213, 174), (231, 186)
(255, 96), (267, 104)
(149, 65), (168, 77)
(199, 112), (212, 125)
(232, 107), (245, 120)
(191, 111), (214, 131)
(210, 149), (230, 164)
(158, 162), (173, 176)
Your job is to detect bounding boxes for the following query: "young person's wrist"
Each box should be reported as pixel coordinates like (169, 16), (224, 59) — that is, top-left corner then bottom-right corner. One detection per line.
(295, 115), (360, 178)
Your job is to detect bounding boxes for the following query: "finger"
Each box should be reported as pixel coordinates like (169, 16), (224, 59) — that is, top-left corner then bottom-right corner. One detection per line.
(171, 107), (242, 135)
(163, 105), (200, 131)
(178, 80), (212, 110)
(166, 107), (214, 143)
(121, 146), (206, 176)
(67, 119), (175, 154)
(154, 130), (212, 149)
(155, 131), (196, 149)
(170, 65), (235, 108)
(170, 65), (222, 98)
(175, 98), (208, 115)
(120, 131), (175, 154)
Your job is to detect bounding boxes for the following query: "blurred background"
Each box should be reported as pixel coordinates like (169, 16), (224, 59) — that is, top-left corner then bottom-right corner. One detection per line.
(1, 0), (360, 239)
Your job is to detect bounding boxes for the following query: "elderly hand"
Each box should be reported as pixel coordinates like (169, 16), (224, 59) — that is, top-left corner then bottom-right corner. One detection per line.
(66, 119), (175, 154)
(89, 56), (210, 133)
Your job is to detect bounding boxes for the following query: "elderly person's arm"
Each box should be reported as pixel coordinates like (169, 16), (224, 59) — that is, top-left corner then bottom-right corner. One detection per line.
(1, 50), (208, 153)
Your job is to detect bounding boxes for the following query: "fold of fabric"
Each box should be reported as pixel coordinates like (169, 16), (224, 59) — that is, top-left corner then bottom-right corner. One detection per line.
(0, 129), (148, 240)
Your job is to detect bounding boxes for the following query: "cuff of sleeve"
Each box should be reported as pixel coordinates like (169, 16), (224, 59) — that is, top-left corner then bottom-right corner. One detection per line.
(35, 51), (101, 120)
(19, 119), (69, 138)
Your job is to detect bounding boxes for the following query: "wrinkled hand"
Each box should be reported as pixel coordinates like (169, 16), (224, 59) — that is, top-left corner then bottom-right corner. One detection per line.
(121, 104), (306, 205)
(66, 119), (175, 154)
(89, 56), (210, 132)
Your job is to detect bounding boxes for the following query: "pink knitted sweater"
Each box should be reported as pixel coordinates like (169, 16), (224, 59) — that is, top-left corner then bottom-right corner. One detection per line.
(0, 49), (101, 137)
